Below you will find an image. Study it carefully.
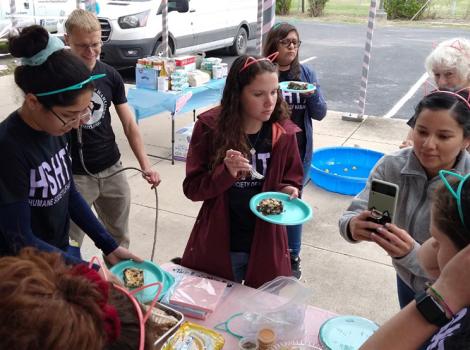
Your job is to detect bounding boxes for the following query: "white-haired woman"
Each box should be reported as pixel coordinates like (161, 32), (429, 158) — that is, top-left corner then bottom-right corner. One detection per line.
(401, 38), (470, 148)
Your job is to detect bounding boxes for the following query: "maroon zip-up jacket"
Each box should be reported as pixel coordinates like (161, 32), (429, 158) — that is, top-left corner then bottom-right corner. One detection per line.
(181, 107), (303, 288)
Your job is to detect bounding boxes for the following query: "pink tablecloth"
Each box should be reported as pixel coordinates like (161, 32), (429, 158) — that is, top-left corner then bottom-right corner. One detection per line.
(162, 263), (336, 348)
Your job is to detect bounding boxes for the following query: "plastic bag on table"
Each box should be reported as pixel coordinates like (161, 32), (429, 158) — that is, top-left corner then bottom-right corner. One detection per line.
(219, 276), (311, 341)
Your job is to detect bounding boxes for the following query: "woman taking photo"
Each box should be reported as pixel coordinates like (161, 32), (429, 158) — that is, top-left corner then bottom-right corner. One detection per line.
(181, 54), (303, 288)
(339, 90), (470, 308)
(0, 25), (140, 266)
(263, 22), (327, 278)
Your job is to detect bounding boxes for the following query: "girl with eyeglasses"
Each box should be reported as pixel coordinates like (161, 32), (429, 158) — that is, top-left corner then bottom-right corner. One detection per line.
(181, 54), (303, 287)
(340, 90), (470, 309)
(361, 172), (470, 350)
(263, 22), (327, 279)
(0, 25), (141, 269)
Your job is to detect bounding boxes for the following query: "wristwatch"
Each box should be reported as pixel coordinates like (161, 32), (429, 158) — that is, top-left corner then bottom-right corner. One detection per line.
(415, 290), (450, 327)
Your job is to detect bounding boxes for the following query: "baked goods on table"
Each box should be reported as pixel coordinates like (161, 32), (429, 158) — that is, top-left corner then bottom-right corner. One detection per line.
(123, 267), (144, 288)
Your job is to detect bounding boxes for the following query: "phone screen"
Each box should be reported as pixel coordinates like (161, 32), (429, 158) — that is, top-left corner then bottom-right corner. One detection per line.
(368, 180), (398, 223)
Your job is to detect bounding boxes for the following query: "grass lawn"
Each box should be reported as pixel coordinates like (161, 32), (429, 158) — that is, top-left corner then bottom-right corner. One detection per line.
(289, 0), (469, 19)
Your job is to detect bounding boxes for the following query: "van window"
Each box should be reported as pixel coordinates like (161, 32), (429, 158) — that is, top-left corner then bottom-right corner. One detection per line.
(157, 0), (188, 14)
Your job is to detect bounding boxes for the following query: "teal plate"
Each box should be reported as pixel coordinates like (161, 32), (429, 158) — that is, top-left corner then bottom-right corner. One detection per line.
(110, 260), (175, 303)
(319, 315), (379, 350)
(249, 191), (313, 226)
(279, 81), (316, 93)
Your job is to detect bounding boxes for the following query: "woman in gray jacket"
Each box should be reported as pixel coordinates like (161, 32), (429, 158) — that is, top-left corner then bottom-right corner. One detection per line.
(339, 90), (470, 308)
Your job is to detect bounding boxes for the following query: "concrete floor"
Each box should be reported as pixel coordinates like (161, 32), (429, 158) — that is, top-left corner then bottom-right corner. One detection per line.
(0, 74), (410, 325)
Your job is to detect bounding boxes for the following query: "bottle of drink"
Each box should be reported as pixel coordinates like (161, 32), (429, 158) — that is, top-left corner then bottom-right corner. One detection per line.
(158, 62), (169, 91)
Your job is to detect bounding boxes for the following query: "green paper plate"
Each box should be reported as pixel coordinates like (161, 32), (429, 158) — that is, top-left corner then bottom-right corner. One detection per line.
(279, 81), (316, 93)
(249, 191), (313, 226)
(319, 315), (379, 350)
(110, 260), (175, 303)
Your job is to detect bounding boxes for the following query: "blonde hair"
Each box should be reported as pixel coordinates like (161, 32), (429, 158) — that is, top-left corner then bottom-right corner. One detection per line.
(65, 9), (101, 34)
(425, 38), (470, 87)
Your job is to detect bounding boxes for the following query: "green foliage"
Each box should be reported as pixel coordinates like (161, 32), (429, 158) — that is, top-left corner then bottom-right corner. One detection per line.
(276, 0), (293, 15)
(308, 0), (330, 16)
(384, 0), (429, 19)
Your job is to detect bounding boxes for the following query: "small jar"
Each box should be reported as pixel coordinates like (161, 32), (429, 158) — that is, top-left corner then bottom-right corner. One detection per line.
(239, 337), (259, 350)
(257, 328), (276, 350)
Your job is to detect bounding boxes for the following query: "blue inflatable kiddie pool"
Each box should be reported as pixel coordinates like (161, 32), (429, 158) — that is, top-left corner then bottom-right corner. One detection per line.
(310, 147), (384, 196)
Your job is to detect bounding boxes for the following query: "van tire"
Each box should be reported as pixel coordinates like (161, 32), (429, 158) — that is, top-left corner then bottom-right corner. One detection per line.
(153, 39), (173, 57)
(229, 27), (248, 56)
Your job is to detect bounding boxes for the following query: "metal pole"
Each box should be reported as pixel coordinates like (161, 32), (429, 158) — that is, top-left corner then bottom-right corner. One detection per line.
(302, 0), (305, 13)
(256, 0), (263, 55)
(357, 0), (378, 119)
(10, 0), (18, 28)
(162, 0), (169, 56)
(343, 0), (378, 122)
(262, 0), (275, 45)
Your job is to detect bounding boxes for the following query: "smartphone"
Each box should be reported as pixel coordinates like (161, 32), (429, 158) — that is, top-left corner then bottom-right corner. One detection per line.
(367, 179), (399, 225)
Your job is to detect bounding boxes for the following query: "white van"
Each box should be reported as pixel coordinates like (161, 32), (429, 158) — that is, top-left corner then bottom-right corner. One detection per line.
(98, 0), (257, 67)
(0, 0), (76, 39)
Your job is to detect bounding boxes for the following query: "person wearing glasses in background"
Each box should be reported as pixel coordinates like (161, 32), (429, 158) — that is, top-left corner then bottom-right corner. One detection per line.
(0, 25), (141, 267)
(64, 10), (161, 257)
(263, 22), (327, 279)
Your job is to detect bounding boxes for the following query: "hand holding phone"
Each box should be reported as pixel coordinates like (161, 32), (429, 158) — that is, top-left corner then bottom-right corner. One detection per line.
(367, 179), (399, 226)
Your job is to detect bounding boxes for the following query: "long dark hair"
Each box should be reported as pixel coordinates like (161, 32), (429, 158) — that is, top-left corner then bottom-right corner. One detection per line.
(212, 55), (290, 167)
(410, 89), (470, 138)
(263, 22), (301, 80)
(9, 25), (93, 108)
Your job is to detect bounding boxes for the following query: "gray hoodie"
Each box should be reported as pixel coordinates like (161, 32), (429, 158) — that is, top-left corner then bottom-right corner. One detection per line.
(339, 147), (470, 292)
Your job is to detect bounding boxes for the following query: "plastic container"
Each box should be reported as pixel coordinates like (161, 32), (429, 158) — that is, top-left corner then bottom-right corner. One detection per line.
(310, 146), (384, 196)
(239, 338), (259, 350)
(257, 328), (276, 350)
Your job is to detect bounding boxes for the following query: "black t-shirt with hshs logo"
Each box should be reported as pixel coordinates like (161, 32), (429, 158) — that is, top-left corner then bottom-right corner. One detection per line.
(279, 69), (307, 159)
(0, 112), (72, 249)
(229, 122), (272, 253)
(70, 60), (127, 174)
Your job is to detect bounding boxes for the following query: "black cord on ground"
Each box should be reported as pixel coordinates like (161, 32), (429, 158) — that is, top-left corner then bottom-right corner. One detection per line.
(77, 127), (159, 261)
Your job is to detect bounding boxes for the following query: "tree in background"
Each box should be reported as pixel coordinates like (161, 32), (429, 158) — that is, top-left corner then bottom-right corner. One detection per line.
(308, 0), (329, 16)
(276, 0), (293, 15)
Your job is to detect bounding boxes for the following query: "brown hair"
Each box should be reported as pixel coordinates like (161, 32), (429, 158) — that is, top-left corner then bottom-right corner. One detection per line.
(0, 248), (106, 350)
(211, 54), (290, 166)
(433, 177), (470, 250)
(263, 22), (301, 80)
(65, 9), (101, 34)
(0, 248), (153, 350)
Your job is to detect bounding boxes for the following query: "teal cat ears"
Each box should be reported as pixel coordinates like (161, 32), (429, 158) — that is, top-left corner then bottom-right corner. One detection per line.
(439, 169), (470, 231)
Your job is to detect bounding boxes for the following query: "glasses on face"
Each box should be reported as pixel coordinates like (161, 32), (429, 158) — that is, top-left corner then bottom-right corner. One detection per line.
(439, 170), (470, 231)
(279, 38), (301, 48)
(50, 105), (92, 128)
(74, 41), (103, 51)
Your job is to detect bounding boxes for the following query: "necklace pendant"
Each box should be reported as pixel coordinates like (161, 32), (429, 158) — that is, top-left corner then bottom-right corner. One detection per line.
(250, 148), (256, 155)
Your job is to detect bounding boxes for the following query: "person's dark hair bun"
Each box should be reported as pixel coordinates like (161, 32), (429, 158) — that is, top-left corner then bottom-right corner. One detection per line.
(9, 25), (49, 58)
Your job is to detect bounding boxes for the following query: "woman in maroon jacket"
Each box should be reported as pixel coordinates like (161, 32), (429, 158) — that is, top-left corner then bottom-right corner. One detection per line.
(181, 54), (304, 288)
